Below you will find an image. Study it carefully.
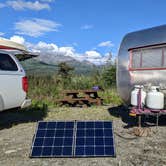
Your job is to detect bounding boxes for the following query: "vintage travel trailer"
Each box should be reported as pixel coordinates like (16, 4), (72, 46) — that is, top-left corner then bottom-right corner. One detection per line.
(117, 25), (166, 110)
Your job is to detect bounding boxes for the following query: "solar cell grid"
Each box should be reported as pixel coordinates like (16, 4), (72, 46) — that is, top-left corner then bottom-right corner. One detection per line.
(31, 121), (74, 157)
(74, 121), (114, 157)
(30, 121), (115, 158)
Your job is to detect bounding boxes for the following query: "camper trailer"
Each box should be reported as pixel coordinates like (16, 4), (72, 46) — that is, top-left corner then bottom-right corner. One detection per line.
(117, 25), (166, 110)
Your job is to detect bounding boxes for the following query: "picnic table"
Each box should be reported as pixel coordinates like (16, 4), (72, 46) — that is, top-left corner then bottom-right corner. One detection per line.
(57, 90), (103, 107)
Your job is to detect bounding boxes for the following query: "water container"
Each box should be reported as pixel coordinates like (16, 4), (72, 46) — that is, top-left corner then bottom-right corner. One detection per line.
(146, 86), (164, 109)
(131, 85), (146, 106)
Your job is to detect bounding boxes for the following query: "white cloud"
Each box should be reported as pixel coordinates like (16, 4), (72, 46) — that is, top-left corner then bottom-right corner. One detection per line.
(81, 51), (110, 65)
(27, 41), (77, 64)
(8, 35), (111, 65)
(59, 47), (75, 57)
(30, 42), (110, 65)
(81, 24), (93, 30)
(98, 41), (114, 47)
(0, 32), (5, 36)
(30, 41), (58, 53)
(27, 40), (75, 56)
(6, 0), (50, 11)
(0, 1), (51, 11)
(10, 35), (25, 44)
(15, 18), (61, 37)
(85, 51), (101, 58)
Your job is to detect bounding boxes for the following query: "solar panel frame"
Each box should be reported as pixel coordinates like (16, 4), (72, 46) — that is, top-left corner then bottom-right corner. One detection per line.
(30, 121), (75, 158)
(30, 120), (116, 158)
(74, 120), (116, 157)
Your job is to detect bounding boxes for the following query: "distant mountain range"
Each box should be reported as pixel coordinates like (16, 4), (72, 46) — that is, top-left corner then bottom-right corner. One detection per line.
(21, 55), (102, 75)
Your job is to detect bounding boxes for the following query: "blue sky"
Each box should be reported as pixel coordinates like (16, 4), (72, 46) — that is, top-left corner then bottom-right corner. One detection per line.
(0, 0), (166, 64)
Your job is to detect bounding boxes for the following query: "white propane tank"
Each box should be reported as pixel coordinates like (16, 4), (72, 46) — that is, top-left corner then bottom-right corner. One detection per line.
(131, 85), (146, 106)
(146, 86), (164, 109)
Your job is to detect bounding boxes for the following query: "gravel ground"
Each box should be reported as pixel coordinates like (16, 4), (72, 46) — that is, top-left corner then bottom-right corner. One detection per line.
(0, 105), (165, 166)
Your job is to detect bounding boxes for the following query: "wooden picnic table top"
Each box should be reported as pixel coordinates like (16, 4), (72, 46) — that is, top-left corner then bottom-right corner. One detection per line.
(62, 90), (99, 94)
(58, 89), (103, 106)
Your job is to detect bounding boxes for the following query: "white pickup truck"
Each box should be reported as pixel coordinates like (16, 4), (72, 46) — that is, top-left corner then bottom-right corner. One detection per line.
(0, 38), (37, 111)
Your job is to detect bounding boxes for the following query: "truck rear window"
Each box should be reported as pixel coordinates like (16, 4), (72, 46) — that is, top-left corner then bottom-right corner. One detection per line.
(0, 53), (18, 71)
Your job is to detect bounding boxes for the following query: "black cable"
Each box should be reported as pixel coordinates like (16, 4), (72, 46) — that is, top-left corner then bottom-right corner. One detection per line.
(114, 131), (139, 140)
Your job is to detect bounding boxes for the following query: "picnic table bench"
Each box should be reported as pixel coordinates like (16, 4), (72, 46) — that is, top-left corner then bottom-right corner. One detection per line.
(57, 90), (103, 107)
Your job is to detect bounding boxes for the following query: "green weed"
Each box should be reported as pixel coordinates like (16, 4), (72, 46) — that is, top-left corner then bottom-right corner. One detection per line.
(27, 73), (122, 107)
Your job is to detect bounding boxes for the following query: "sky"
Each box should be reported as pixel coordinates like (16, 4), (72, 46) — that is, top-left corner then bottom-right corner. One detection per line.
(0, 0), (166, 65)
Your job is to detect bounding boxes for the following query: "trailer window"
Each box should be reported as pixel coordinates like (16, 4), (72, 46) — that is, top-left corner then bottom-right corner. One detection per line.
(0, 53), (18, 71)
(130, 45), (166, 70)
(131, 50), (141, 68)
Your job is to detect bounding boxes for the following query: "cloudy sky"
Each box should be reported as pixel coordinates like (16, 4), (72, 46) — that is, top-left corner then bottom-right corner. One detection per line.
(0, 0), (166, 64)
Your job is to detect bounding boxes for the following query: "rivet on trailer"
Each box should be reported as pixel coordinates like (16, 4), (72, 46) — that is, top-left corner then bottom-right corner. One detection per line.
(117, 25), (166, 127)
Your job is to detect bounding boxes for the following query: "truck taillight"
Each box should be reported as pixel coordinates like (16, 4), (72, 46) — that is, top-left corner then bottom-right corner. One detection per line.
(22, 76), (28, 93)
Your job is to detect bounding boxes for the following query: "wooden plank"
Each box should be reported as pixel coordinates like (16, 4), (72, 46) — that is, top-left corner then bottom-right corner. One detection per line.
(87, 98), (102, 105)
(62, 90), (79, 94)
(57, 89), (103, 106)
(62, 90), (99, 94)
(57, 98), (89, 102)
(81, 90), (98, 93)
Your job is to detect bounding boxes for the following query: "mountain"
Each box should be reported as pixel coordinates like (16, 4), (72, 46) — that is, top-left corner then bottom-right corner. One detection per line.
(38, 54), (75, 64)
(21, 57), (99, 76)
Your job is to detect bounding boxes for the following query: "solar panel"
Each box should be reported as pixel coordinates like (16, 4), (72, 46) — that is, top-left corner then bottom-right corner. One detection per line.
(31, 121), (74, 157)
(30, 121), (115, 158)
(75, 121), (115, 157)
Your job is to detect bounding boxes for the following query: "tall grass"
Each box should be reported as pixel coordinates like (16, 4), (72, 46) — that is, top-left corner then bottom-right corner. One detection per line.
(28, 74), (122, 107)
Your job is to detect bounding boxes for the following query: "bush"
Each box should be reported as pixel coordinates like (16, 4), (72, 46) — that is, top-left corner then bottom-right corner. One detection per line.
(27, 65), (121, 107)
(102, 65), (116, 87)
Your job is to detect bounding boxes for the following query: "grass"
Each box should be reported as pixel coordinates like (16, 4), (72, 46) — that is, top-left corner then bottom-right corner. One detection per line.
(27, 73), (123, 108)
(98, 89), (122, 105)
(45, 106), (114, 121)
(0, 72), (122, 128)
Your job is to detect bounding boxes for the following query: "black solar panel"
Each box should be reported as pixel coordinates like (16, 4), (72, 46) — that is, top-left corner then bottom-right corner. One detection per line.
(31, 121), (74, 157)
(30, 121), (115, 158)
(75, 121), (115, 157)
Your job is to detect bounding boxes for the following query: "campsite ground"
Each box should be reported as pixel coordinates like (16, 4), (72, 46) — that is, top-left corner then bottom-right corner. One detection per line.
(0, 105), (165, 166)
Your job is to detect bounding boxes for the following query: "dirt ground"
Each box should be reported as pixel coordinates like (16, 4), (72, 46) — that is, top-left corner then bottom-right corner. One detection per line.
(0, 105), (165, 166)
